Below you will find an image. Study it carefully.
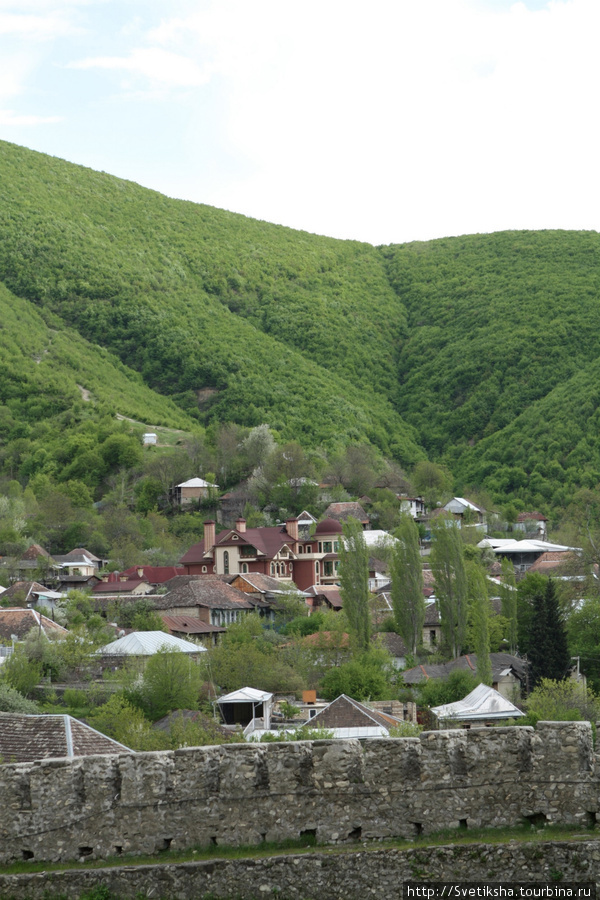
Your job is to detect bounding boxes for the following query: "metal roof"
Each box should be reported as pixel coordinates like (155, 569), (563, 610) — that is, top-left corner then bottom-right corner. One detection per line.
(431, 683), (525, 721)
(217, 686), (273, 703)
(97, 630), (206, 656)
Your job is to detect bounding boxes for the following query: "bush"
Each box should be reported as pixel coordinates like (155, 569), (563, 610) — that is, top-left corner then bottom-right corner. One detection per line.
(0, 682), (40, 713)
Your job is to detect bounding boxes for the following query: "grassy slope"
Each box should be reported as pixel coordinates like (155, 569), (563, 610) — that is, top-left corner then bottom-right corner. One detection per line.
(0, 140), (422, 464)
(5, 139), (600, 508)
(0, 281), (197, 431)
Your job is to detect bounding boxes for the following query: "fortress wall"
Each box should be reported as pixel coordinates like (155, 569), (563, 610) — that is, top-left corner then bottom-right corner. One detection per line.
(0, 722), (597, 865)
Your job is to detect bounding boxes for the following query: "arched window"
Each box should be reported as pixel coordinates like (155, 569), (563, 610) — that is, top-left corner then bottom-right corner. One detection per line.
(270, 563), (275, 575)
(315, 561), (320, 574)
(223, 550), (229, 575)
(241, 563), (248, 574)
(202, 565), (207, 573)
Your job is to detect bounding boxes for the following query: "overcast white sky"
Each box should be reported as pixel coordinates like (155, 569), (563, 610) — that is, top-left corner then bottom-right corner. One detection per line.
(1, 0), (598, 245)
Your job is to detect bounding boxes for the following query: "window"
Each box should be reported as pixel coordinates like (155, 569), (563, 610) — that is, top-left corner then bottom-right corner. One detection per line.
(271, 563), (275, 575)
(322, 541), (332, 553)
(202, 565), (207, 573)
(333, 541), (339, 552)
(305, 545), (312, 553)
(324, 561), (333, 576)
(223, 551), (229, 575)
(241, 563), (248, 574)
(315, 561), (320, 574)
(241, 545), (255, 557)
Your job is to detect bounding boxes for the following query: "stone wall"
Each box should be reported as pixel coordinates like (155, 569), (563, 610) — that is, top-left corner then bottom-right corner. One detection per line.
(0, 722), (598, 866)
(2, 841), (599, 900)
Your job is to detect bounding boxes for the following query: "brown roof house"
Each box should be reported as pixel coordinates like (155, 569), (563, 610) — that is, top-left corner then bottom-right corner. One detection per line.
(0, 607), (68, 643)
(298, 694), (405, 739)
(154, 576), (256, 628)
(0, 713), (132, 762)
(323, 502), (370, 528)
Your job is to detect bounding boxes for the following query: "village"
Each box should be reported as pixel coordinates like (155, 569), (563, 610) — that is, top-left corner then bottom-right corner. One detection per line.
(0, 477), (586, 762)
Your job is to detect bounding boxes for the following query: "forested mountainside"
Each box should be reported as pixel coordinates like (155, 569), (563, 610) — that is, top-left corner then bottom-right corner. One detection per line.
(2, 138), (600, 513)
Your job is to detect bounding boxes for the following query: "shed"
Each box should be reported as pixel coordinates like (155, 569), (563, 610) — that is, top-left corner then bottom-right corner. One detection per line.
(217, 686), (273, 732)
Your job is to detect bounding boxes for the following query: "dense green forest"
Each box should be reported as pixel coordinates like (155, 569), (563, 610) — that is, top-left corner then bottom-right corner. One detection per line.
(2, 139), (600, 517)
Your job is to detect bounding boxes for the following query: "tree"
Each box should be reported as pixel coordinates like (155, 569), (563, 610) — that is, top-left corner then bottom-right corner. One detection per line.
(411, 461), (452, 509)
(525, 678), (600, 724)
(416, 669), (479, 709)
(390, 514), (424, 656)
(338, 518), (371, 652)
(430, 516), (468, 659)
(528, 579), (571, 687)
(319, 647), (394, 701)
(466, 561), (492, 685)
(1, 647), (42, 698)
(128, 648), (203, 721)
(499, 557), (518, 654)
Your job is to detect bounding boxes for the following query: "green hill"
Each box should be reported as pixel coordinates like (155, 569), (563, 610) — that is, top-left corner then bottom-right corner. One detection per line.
(3, 139), (600, 514)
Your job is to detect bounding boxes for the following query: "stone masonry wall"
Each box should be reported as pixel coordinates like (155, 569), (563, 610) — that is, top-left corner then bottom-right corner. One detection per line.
(2, 841), (600, 900)
(0, 722), (598, 866)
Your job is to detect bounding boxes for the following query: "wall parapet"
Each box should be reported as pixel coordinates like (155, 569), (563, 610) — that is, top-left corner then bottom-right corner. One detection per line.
(0, 721), (597, 865)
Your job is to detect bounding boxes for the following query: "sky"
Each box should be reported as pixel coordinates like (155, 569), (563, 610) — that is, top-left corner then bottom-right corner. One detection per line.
(1, 0), (599, 246)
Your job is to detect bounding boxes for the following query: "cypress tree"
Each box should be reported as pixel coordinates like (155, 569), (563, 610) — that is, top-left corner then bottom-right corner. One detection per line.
(528, 579), (570, 687)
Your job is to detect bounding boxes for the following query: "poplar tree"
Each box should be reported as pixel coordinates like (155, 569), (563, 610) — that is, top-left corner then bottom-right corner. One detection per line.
(466, 560), (493, 685)
(339, 517), (371, 652)
(500, 557), (518, 654)
(390, 514), (425, 656)
(430, 516), (468, 659)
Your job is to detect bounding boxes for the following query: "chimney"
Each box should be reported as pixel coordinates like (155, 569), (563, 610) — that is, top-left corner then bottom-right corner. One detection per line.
(236, 517), (247, 534)
(204, 520), (216, 555)
(286, 518), (299, 541)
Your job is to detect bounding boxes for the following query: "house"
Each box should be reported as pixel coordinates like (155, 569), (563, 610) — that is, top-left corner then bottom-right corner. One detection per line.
(119, 565), (186, 587)
(402, 652), (529, 699)
(1, 544), (59, 584)
(159, 614), (226, 646)
(423, 601), (442, 648)
(217, 686), (273, 735)
(374, 632), (408, 669)
(143, 432), (157, 445)
(0, 713), (132, 761)
(171, 477), (219, 507)
(229, 572), (305, 606)
(180, 517), (343, 592)
(96, 630), (206, 663)
(478, 538), (580, 575)
(0, 581), (64, 611)
(303, 584), (343, 611)
(443, 498), (486, 528)
(323, 502), (370, 528)
(514, 511), (548, 540)
(368, 556), (390, 591)
(295, 693), (405, 739)
(398, 496), (426, 519)
(154, 575), (257, 628)
(0, 607), (68, 643)
(92, 579), (153, 598)
(431, 683), (525, 726)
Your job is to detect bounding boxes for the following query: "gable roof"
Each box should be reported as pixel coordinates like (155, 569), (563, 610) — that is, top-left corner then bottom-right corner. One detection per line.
(0, 607), (68, 642)
(0, 714), (132, 762)
(217, 686), (273, 703)
(232, 573), (302, 595)
(180, 523), (296, 565)
(92, 579), (151, 594)
(177, 477), (218, 488)
(0, 581), (63, 602)
(96, 630), (206, 656)
(308, 694), (401, 731)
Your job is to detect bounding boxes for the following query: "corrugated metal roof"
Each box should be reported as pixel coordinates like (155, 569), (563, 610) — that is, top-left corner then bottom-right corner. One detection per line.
(97, 630), (206, 655)
(432, 683), (525, 721)
(217, 686), (273, 703)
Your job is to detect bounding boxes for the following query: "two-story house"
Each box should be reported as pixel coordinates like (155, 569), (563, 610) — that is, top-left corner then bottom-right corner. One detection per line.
(179, 517), (344, 592)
